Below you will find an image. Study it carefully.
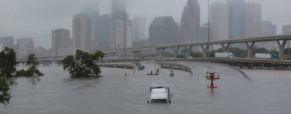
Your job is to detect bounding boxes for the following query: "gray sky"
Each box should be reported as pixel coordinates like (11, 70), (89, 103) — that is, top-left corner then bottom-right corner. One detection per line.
(0, 0), (291, 49)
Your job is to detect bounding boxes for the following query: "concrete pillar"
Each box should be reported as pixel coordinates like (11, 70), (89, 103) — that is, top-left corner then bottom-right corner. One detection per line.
(157, 48), (165, 59)
(245, 42), (255, 58)
(173, 47), (180, 58)
(132, 50), (141, 58)
(277, 40), (287, 60)
(221, 43), (230, 52)
(200, 44), (209, 58)
(184, 46), (193, 58)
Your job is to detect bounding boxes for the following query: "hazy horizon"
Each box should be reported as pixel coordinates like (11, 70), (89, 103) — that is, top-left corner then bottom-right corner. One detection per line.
(1, 0), (291, 49)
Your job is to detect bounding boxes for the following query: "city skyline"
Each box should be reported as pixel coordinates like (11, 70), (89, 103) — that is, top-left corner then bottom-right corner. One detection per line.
(1, 0), (291, 49)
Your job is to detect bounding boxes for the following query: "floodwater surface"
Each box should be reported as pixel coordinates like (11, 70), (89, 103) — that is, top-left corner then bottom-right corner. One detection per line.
(1, 62), (291, 114)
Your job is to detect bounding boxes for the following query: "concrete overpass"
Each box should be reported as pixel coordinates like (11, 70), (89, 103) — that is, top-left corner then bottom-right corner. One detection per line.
(103, 35), (291, 60)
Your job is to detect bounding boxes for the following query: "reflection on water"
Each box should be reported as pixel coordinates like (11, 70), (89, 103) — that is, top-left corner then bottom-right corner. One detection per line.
(1, 62), (291, 114)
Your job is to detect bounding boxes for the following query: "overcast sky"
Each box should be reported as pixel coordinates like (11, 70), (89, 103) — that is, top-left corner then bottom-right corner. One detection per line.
(1, 0), (291, 49)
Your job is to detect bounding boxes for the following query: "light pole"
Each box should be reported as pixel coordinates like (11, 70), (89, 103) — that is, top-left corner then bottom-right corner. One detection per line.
(124, 0), (127, 62)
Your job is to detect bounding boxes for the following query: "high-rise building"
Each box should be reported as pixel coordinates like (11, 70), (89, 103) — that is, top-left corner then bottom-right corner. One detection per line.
(282, 25), (291, 35)
(51, 28), (70, 56)
(180, 0), (200, 43)
(149, 16), (178, 46)
(258, 21), (277, 49)
(17, 38), (34, 50)
(111, 0), (126, 21)
(95, 14), (114, 49)
(72, 13), (92, 52)
(244, 2), (262, 38)
(261, 21), (276, 36)
(210, 2), (229, 41)
(200, 23), (212, 42)
(82, 1), (100, 51)
(111, 0), (132, 49)
(114, 20), (132, 48)
(0, 36), (14, 49)
(133, 17), (146, 42)
(228, 0), (245, 39)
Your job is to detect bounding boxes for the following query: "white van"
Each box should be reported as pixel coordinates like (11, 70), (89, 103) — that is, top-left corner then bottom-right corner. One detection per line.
(147, 86), (171, 104)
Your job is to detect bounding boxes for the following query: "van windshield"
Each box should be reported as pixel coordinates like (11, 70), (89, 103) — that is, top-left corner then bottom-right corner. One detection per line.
(151, 99), (168, 103)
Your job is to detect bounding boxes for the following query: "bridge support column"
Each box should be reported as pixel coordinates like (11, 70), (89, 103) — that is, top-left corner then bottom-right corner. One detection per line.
(184, 46), (193, 58)
(157, 48), (165, 59)
(277, 40), (287, 60)
(172, 47), (180, 58)
(200, 44), (209, 58)
(221, 43), (230, 52)
(245, 42), (255, 58)
(132, 50), (141, 58)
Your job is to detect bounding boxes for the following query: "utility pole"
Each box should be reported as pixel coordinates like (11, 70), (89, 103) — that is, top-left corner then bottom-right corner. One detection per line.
(124, 0), (127, 62)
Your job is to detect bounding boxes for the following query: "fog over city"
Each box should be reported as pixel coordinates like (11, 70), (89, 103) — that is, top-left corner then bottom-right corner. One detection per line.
(0, 0), (291, 49)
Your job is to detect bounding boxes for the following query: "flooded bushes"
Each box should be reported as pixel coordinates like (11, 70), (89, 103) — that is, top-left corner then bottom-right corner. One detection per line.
(16, 54), (43, 77)
(62, 50), (104, 78)
(0, 76), (10, 105)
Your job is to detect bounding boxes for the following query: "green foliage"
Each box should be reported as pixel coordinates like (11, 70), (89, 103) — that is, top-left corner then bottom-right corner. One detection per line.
(0, 47), (17, 77)
(62, 50), (104, 78)
(16, 54), (43, 77)
(0, 76), (10, 105)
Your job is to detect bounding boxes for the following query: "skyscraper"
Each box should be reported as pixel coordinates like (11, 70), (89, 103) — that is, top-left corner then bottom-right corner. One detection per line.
(95, 14), (114, 49)
(210, 2), (229, 41)
(258, 20), (277, 49)
(149, 16), (178, 46)
(244, 2), (262, 38)
(228, 0), (245, 39)
(51, 28), (70, 56)
(111, 0), (132, 48)
(82, 1), (100, 51)
(261, 21), (276, 36)
(0, 36), (14, 49)
(17, 38), (34, 50)
(180, 0), (200, 43)
(282, 25), (291, 35)
(133, 17), (146, 42)
(72, 13), (92, 52)
(111, 0), (126, 21)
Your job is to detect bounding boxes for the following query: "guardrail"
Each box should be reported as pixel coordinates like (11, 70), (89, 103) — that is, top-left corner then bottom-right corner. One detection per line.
(157, 62), (193, 76)
(97, 62), (136, 70)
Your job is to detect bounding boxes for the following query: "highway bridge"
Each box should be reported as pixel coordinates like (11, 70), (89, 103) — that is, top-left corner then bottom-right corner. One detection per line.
(16, 35), (291, 69)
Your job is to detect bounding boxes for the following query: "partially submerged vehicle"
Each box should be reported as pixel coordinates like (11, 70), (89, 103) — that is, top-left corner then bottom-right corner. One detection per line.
(147, 83), (171, 104)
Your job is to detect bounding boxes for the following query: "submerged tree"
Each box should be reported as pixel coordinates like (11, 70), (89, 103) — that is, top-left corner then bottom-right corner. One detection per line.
(0, 76), (10, 105)
(62, 50), (104, 78)
(0, 47), (17, 77)
(16, 54), (43, 76)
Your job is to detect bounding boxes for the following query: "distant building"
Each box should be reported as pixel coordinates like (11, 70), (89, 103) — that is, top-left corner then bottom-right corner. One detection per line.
(82, 2), (100, 51)
(261, 21), (276, 36)
(149, 16), (178, 46)
(72, 13), (92, 52)
(111, 0), (126, 21)
(51, 28), (70, 56)
(244, 2), (262, 37)
(17, 38), (34, 50)
(282, 25), (291, 35)
(257, 21), (277, 49)
(114, 20), (132, 48)
(133, 17), (146, 42)
(228, 0), (245, 39)
(200, 23), (212, 42)
(282, 25), (291, 48)
(180, 0), (200, 43)
(0, 36), (14, 49)
(95, 14), (114, 50)
(210, 2), (229, 41)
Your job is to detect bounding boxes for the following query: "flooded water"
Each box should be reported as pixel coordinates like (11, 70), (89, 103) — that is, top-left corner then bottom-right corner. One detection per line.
(1, 62), (291, 114)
